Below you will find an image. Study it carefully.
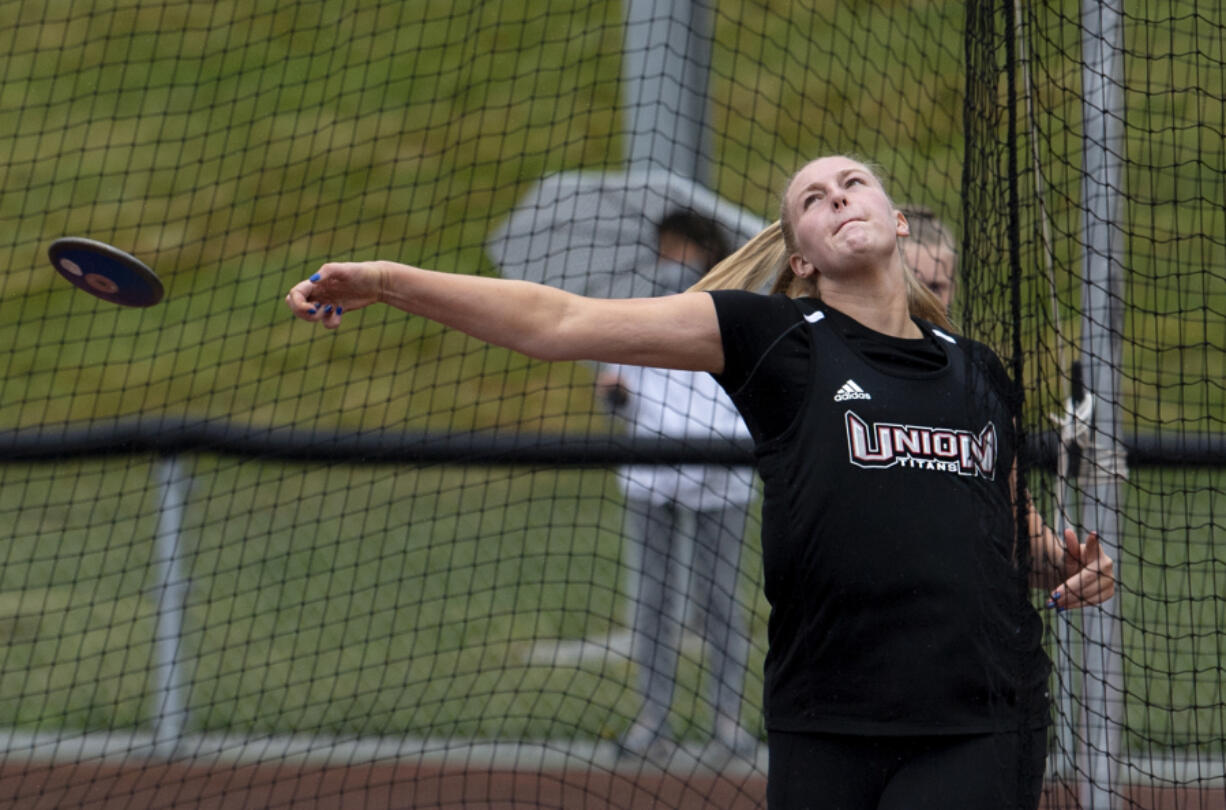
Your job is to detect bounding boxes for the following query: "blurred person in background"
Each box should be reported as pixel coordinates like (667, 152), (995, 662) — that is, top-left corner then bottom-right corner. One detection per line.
(596, 210), (758, 765)
(898, 204), (957, 312)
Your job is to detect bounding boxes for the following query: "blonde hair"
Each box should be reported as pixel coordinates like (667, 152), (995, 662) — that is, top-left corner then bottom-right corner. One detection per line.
(689, 219), (792, 295)
(689, 160), (954, 332)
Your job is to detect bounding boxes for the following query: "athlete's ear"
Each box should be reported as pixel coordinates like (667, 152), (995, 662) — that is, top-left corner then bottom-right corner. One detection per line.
(789, 252), (817, 279)
(895, 210), (910, 238)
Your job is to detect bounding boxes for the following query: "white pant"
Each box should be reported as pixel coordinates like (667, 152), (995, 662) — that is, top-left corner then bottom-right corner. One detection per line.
(623, 497), (751, 740)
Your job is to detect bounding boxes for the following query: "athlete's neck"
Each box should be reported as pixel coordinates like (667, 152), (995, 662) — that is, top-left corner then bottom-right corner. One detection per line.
(817, 289), (921, 339)
(814, 258), (921, 339)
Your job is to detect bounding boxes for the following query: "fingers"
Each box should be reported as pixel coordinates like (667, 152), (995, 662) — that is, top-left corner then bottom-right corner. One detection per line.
(285, 267), (346, 329)
(1050, 568), (1111, 609)
(284, 280), (315, 317)
(1049, 530), (1115, 610)
(1062, 527), (1083, 567)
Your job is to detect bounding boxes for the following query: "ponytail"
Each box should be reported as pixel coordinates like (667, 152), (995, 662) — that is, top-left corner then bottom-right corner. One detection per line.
(687, 220), (791, 295)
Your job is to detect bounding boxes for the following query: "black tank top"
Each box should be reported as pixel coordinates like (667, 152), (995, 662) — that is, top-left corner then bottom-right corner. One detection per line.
(710, 291), (1049, 735)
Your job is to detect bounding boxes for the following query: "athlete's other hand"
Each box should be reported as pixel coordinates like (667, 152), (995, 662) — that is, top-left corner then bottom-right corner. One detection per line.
(286, 261), (387, 329)
(1049, 529), (1115, 610)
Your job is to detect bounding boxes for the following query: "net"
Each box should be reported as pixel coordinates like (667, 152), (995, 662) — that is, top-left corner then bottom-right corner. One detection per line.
(0, 1), (1221, 807)
(964, 2), (1226, 807)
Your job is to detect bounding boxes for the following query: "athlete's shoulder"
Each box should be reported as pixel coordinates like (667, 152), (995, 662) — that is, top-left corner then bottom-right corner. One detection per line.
(951, 332), (1008, 373)
(914, 318), (992, 356)
(914, 320), (1014, 381)
(915, 318), (962, 349)
(707, 289), (807, 324)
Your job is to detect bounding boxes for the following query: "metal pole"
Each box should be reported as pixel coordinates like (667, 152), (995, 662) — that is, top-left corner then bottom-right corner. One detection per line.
(151, 455), (190, 757)
(1051, 365), (1092, 780)
(1078, 1), (1127, 807)
(619, 0), (714, 645)
(623, 0), (713, 182)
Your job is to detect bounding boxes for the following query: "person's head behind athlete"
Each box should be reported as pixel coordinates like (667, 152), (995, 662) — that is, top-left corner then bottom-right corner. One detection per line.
(897, 204), (958, 312)
(655, 209), (731, 275)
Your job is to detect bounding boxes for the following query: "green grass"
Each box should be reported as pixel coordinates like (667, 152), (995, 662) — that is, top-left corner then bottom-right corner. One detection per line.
(0, 456), (770, 741)
(0, 0), (1220, 431)
(1030, 468), (1226, 755)
(0, 0), (976, 433)
(2, 457), (1222, 753)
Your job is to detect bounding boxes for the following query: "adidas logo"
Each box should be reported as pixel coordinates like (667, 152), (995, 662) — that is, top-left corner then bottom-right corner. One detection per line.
(834, 379), (872, 402)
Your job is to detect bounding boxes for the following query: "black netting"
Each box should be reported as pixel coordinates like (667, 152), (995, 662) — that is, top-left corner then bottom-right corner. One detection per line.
(0, 2), (1220, 807)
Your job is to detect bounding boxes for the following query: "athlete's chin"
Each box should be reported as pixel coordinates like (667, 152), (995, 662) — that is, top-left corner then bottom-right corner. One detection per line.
(838, 230), (889, 253)
(822, 247), (894, 277)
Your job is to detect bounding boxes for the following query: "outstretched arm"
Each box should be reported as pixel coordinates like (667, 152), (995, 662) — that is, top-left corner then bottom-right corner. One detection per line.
(285, 260), (726, 373)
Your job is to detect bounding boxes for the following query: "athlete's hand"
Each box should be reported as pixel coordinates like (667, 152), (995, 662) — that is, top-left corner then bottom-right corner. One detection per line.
(595, 371), (630, 411)
(1048, 529), (1115, 610)
(285, 261), (387, 329)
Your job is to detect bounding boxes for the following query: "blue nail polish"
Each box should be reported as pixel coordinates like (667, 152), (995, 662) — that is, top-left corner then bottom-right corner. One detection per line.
(1046, 599), (1056, 609)
(336, 306), (343, 315)
(324, 305), (333, 314)
(310, 273), (321, 282)
(308, 308), (317, 315)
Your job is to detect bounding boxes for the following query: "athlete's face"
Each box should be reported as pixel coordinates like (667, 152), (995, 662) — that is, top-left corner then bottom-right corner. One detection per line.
(902, 241), (957, 310)
(784, 157), (908, 281)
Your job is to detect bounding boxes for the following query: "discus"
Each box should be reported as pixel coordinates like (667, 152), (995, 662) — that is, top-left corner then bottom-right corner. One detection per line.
(48, 237), (165, 308)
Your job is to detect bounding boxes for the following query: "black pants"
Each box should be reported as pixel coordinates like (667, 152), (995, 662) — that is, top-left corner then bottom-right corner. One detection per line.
(766, 728), (1047, 810)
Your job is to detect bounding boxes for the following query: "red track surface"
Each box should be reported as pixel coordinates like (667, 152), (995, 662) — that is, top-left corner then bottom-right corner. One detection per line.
(0, 762), (1220, 809)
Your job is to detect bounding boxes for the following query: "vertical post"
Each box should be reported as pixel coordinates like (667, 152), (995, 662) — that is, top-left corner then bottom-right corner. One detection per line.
(619, 0), (712, 636)
(152, 455), (190, 757)
(1054, 366), (1092, 780)
(623, 0), (713, 183)
(1078, 1), (1127, 807)
(1055, 430), (1082, 779)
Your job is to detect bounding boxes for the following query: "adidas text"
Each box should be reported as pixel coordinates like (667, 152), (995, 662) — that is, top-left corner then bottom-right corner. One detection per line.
(834, 380), (872, 402)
